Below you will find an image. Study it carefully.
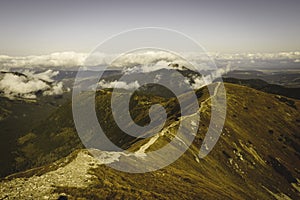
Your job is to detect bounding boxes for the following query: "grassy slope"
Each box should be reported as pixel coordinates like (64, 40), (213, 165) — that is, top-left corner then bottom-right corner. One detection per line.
(6, 83), (300, 199)
(54, 83), (300, 199)
(0, 93), (71, 177)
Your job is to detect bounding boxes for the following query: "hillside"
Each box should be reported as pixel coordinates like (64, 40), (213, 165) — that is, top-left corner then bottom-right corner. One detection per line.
(221, 77), (300, 99)
(0, 94), (71, 177)
(0, 82), (300, 199)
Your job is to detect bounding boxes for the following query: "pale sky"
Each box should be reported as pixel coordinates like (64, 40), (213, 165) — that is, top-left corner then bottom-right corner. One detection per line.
(0, 0), (299, 56)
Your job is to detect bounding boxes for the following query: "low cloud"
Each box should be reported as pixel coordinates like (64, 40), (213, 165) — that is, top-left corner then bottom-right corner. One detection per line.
(185, 63), (232, 89)
(0, 51), (299, 71)
(97, 63), (232, 91)
(0, 52), (87, 70)
(111, 51), (178, 68)
(0, 70), (66, 99)
(122, 60), (184, 75)
(98, 80), (140, 90)
(211, 51), (300, 69)
(43, 82), (64, 96)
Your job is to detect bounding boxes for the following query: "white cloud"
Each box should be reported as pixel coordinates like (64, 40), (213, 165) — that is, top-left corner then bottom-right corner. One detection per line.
(294, 59), (300, 63)
(97, 63), (231, 91)
(22, 69), (59, 82)
(0, 51), (299, 71)
(211, 51), (300, 62)
(122, 60), (183, 75)
(0, 70), (66, 99)
(43, 82), (64, 96)
(98, 80), (140, 90)
(0, 52), (87, 69)
(186, 63), (232, 89)
(111, 51), (178, 68)
(154, 74), (162, 83)
(0, 73), (49, 98)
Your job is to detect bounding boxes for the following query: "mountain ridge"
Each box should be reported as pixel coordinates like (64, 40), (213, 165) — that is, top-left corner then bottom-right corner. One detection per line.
(1, 82), (299, 199)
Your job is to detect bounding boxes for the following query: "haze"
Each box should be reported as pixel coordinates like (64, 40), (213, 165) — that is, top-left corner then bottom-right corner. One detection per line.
(0, 0), (299, 56)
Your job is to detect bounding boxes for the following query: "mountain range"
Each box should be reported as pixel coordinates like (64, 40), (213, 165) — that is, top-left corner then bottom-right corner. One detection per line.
(0, 68), (299, 199)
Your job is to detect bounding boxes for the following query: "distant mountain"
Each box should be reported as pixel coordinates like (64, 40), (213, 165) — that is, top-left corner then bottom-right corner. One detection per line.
(220, 77), (300, 99)
(224, 70), (300, 88)
(1, 82), (299, 199)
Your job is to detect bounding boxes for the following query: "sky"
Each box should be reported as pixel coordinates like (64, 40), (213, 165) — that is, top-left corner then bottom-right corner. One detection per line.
(0, 0), (299, 56)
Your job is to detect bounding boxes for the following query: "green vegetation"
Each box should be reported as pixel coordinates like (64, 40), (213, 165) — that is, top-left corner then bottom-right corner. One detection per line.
(1, 82), (300, 199)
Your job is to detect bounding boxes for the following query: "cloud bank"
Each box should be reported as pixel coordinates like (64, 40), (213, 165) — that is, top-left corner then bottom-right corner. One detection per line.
(0, 70), (66, 99)
(0, 51), (299, 71)
(0, 52), (87, 70)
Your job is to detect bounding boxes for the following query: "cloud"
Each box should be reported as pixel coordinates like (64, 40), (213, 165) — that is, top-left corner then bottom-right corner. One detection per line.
(210, 51), (300, 69)
(0, 73), (49, 99)
(22, 69), (59, 82)
(86, 51), (203, 71)
(122, 60), (184, 75)
(43, 82), (64, 96)
(0, 52), (87, 70)
(154, 74), (162, 83)
(98, 80), (140, 90)
(97, 62), (232, 91)
(185, 63), (232, 89)
(210, 52), (300, 61)
(111, 51), (178, 68)
(1, 51), (299, 71)
(0, 70), (66, 99)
